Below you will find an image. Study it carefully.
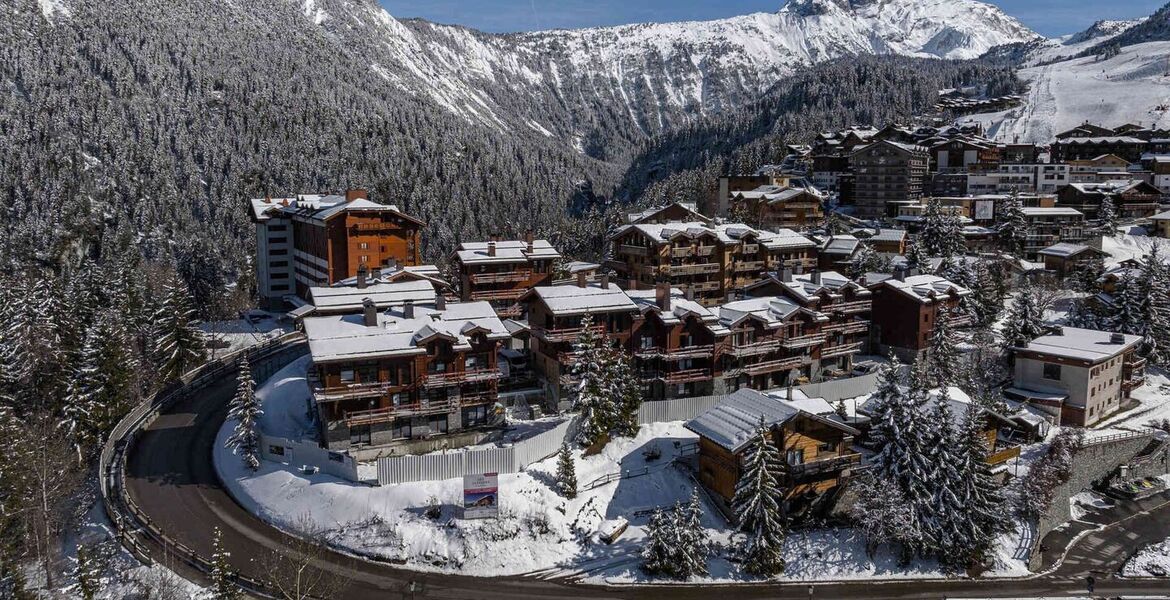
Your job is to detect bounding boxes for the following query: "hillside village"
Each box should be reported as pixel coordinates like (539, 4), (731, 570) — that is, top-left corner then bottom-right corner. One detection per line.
(222, 118), (1170, 582)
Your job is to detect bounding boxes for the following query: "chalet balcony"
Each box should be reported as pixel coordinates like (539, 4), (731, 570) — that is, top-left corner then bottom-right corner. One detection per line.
(618, 245), (651, 257)
(308, 372), (407, 402)
(724, 339), (782, 358)
(727, 355), (810, 377)
(820, 341), (864, 360)
(740, 244), (759, 254)
(343, 398), (456, 427)
(734, 261), (766, 273)
(420, 368), (501, 389)
(470, 288), (527, 302)
(1124, 355), (1147, 371)
(985, 444), (1021, 466)
(1122, 376), (1146, 393)
(945, 313), (975, 328)
(785, 453), (862, 478)
(534, 324), (607, 343)
(670, 263), (721, 276)
(494, 303), (524, 319)
(696, 245), (717, 257)
(821, 320), (870, 335)
(664, 344), (715, 360)
(827, 300), (872, 315)
(469, 269), (532, 285)
(681, 281), (721, 293)
(663, 368), (713, 384)
(671, 247), (696, 258)
(458, 391), (498, 406)
(781, 333), (826, 350)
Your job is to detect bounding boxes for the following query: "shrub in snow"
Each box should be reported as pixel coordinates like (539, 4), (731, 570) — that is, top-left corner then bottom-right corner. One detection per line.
(1019, 428), (1084, 518)
(209, 527), (240, 600)
(848, 473), (916, 559)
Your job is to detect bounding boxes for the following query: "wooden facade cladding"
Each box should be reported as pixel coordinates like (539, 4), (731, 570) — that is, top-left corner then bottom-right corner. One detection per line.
(869, 287), (965, 352)
(628, 310), (724, 398)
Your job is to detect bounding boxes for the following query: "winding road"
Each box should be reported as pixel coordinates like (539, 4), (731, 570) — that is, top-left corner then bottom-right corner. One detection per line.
(116, 342), (1170, 599)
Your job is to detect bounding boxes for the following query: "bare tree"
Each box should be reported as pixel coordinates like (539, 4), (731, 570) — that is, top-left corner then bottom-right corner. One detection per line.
(261, 516), (348, 600)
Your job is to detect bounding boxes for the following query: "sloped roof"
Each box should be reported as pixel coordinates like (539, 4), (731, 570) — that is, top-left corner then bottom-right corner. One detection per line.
(685, 388), (857, 453)
(625, 288), (728, 334)
(1037, 243), (1102, 259)
(717, 296), (827, 329)
(872, 274), (971, 304)
(308, 279), (438, 313)
(524, 283), (638, 317)
(455, 239), (560, 265)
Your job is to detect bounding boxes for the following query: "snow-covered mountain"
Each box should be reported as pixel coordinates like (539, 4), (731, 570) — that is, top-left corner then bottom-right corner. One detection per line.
(292, 0), (1037, 152)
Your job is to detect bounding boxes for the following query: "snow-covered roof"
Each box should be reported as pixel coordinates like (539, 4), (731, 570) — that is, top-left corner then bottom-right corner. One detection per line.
(331, 265), (448, 290)
(625, 202), (708, 225)
(1058, 136), (1146, 145)
(859, 386), (1011, 428)
(249, 195), (422, 225)
(871, 274), (971, 304)
(763, 388), (836, 416)
(524, 284), (638, 317)
(854, 228), (907, 243)
(754, 270), (871, 304)
(455, 239), (561, 265)
(732, 184), (825, 204)
(1037, 243), (1101, 259)
(303, 301), (510, 363)
(308, 279), (438, 313)
(717, 296), (826, 329)
(1020, 207), (1084, 218)
(1014, 327), (1142, 363)
(685, 388), (856, 453)
(1151, 210), (1170, 221)
(821, 235), (860, 256)
(565, 261), (600, 274)
(626, 288), (728, 334)
(612, 221), (816, 251)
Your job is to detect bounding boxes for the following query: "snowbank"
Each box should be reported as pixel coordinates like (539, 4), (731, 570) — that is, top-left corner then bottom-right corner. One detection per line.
(1123, 536), (1170, 577)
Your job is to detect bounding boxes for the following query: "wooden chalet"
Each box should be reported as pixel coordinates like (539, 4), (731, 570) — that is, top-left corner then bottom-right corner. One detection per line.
(453, 234), (561, 318)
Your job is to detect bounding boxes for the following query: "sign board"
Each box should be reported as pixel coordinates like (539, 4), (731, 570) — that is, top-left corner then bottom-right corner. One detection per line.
(974, 200), (995, 221)
(463, 473), (499, 519)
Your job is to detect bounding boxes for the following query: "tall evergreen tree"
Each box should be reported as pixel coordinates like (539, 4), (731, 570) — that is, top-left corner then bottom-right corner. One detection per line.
(209, 527), (239, 600)
(951, 404), (1009, 569)
(997, 190), (1028, 257)
(571, 314), (617, 447)
(642, 508), (674, 577)
(1139, 245), (1170, 364)
(922, 391), (966, 566)
(1098, 194), (1118, 234)
(555, 443), (577, 499)
(226, 358), (263, 472)
(733, 421), (786, 576)
(1001, 290), (1047, 347)
(676, 490), (710, 578)
(927, 310), (962, 388)
(1112, 270), (1145, 336)
(152, 275), (207, 383)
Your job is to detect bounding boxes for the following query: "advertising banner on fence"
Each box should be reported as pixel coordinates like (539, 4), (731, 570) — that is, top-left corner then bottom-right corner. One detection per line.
(463, 472), (499, 519)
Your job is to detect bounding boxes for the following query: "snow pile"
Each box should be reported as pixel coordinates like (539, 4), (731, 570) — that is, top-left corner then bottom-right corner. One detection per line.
(1123, 536), (1170, 577)
(1069, 491), (1113, 521)
(201, 312), (292, 356)
(254, 355), (317, 440)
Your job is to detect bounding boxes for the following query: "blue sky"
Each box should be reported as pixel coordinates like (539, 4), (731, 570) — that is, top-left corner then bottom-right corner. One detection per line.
(378, 0), (1164, 37)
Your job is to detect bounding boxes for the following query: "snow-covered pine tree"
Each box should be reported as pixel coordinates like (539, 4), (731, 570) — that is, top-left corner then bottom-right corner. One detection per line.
(732, 420), (786, 576)
(226, 358), (263, 471)
(609, 349), (642, 438)
(1001, 290), (1047, 348)
(849, 242), (881, 279)
(904, 241), (927, 273)
(555, 443), (577, 499)
(571, 314), (616, 447)
(997, 190), (1028, 257)
(1139, 244), (1170, 364)
(927, 309), (962, 388)
(1098, 194), (1117, 234)
(922, 390), (966, 566)
(1112, 269), (1145, 337)
(920, 198), (947, 258)
(951, 404), (1009, 569)
(74, 541), (109, 600)
(963, 327), (1010, 413)
(676, 489), (709, 578)
(848, 472), (917, 559)
(61, 327), (103, 462)
(641, 508), (675, 577)
(153, 275), (207, 383)
(209, 527), (239, 600)
(865, 354), (904, 421)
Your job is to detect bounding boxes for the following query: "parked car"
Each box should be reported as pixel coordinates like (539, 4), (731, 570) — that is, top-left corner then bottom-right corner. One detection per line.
(852, 361), (879, 376)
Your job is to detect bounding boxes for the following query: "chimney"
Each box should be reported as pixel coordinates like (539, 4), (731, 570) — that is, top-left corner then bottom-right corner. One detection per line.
(685, 287), (695, 301)
(811, 271), (822, 285)
(656, 283), (671, 311)
(577, 272), (587, 288)
(781, 268), (793, 283)
(356, 266), (368, 289)
(525, 231), (535, 253)
(362, 298), (378, 327)
(345, 189), (368, 202)
(403, 300), (415, 319)
(895, 269), (907, 282)
(794, 264), (804, 275)
(487, 241), (497, 257)
(435, 294), (446, 311)
(600, 273), (610, 289)
(628, 278), (638, 291)
(1110, 332), (1125, 344)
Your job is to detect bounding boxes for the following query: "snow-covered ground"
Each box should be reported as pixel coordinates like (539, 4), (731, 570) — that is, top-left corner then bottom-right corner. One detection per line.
(964, 41), (1170, 143)
(1100, 234), (1170, 269)
(1123, 536), (1170, 577)
(215, 369), (1036, 583)
(1092, 372), (1170, 435)
(1069, 490), (1114, 521)
(201, 311), (293, 357)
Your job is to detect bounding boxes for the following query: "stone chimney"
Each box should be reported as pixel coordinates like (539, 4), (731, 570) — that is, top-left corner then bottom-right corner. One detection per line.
(435, 294), (446, 311)
(362, 298), (377, 327)
(371, 267), (382, 282)
(1110, 332), (1125, 344)
(577, 272), (588, 288)
(656, 283), (671, 312)
(356, 266), (368, 289)
(781, 267), (793, 283)
(525, 231), (535, 253)
(685, 287), (695, 302)
(811, 271), (822, 285)
(403, 299), (415, 319)
(895, 269), (907, 282)
(600, 273), (610, 289)
(487, 241), (497, 257)
(346, 189), (368, 202)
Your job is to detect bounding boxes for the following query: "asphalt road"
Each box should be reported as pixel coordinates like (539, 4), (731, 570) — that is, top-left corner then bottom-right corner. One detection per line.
(122, 359), (1170, 600)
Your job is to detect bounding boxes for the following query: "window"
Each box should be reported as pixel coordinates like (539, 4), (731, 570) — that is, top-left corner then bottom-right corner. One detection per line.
(270, 260), (289, 268)
(391, 419), (411, 440)
(819, 441), (836, 453)
(640, 336), (654, 349)
(360, 255), (369, 263)
(786, 449), (804, 465)
(463, 405), (489, 428)
(429, 415), (449, 434)
(270, 248), (288, 256)
(271, 284), (289, 292)
(357, 363), (378, 383)
(1043, 363), (1061, 381)
(359, 242), (370, 250)
(268, 225), (288, 232)
(268, 236), (288, 244)
(349, 425), (371, 446)
(271, 272), (289, 279)
(429, 361), (447, 374)
(339, 369), (355, 383)
(268, 445), (285, 456)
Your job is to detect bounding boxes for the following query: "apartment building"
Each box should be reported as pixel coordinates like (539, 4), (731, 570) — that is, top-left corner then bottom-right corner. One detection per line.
(302, 297), (510, 452)
(626, 285), (730, 401)
(1020, 207), (1087, 259)
(607, 221), (817, 306)
(1057, 180), (1162, 221)
(452, 234), (561, 318)
(249, 189), (424, 308)
(729, 184), (826, 230)
(1007, 327), (1144, 427)
(714, 296), (829, 391)
(967, 163), (1071, 195)
(867, 272), (973, 359)
(850, 140), (930, 219)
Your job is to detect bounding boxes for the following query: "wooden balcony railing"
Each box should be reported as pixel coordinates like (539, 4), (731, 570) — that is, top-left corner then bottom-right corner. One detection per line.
(740, 244), (759, 254)
(344, 398), (456, 427)
(663, 368), (713, 384)
(734, 261), (766, 273)
(470, 288), (527, 302)
(682, 281), (721, 293)
(827, 300), (872, 315)
(1124, 355), (1147, 370)
(469, 270), (532, 285)
(308, 372), (408, 402)
(420, 368), (501, 389)
(725, 339), (782, 358)
(821, 320), (870, 335)
(946, 313), (975, 328)
(785, 453), (861, 477)
(1122, 377), (1146, 393)
(781, 333), (826, 350)
(458, 391), (498, 406)
(670, 263), (721, 276)
(696, 245), (717, 257)
(618, 245), (651, 257)
(821, 341), (864, 359)
(671, 247), (695, 258)
(534, 324), (607, 343)
(634, 345), (715, 360)
(727, 355), (809, 378)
